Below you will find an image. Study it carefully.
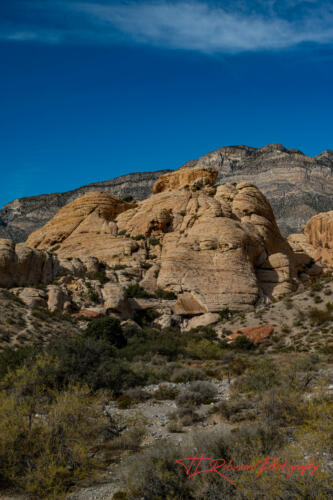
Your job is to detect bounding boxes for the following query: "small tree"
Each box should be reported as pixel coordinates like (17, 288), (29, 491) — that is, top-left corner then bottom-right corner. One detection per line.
(84, 316), (127, 348)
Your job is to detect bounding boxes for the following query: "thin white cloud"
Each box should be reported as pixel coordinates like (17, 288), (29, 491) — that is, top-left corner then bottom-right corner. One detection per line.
(2, 1), (333, 53)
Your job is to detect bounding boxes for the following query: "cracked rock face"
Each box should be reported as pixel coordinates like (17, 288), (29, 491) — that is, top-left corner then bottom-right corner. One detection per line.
(24, 171), (297, 312)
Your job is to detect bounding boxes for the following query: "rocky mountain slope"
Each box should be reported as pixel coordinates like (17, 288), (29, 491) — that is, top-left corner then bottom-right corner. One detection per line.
(1, 144), (333, 242)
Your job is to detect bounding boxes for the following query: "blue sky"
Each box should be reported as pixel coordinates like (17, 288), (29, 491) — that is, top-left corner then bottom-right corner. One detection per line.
(1, 0), (333, 208)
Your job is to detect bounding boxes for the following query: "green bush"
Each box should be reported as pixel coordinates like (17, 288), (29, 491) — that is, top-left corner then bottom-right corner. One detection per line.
(234, 359), (278, 394)
(309, 303), (333, 324)
(155, 288), (177, 300)
(0, 345), (37, 378)
(149, 237), (160, 246)
(46, 335), (141, 393)
(176, 381), (217, 407)
(0, 377), (109, 497)
(218, 307), (232, 321)
(126, 283), (154, 299)
(233, 335), (256, 350)
(85, 316), (127, 348)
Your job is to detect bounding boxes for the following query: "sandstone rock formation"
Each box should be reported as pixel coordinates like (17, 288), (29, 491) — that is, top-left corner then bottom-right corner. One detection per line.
(26, 192), (134, 252)
(288, 210), (333, 271)
(152, 166), (217, 194)
(0, 238), (96, 289)
(2, 143), (333, 243)
(0, 170), (170, 243)
(304, 211), (333, 266)
(25, 170), (298, 313)
(228, 325), (274, 344)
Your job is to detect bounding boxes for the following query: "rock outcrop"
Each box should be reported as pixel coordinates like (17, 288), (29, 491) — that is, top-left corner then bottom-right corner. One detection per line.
(304, 211), (333, 267)
(288, 210), (333, 270)
(0, 238), (95, 288)
(228, 325), (274, 344)
(25, 169), (298, 313)
(152, 166), (217, 194)
(0, 170), (170, 243)
(26, 192), (134, 253)
(2, 144), (333, 243)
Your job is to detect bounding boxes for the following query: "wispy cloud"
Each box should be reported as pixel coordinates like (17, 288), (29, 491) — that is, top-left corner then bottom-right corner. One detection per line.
(1, 1), (333, 53)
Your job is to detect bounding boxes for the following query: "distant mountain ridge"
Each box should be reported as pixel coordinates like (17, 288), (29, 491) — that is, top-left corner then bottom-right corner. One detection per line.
(1, 143), (333, 242)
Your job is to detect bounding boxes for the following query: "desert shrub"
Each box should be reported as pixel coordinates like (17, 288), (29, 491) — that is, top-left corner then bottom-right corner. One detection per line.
(309, 303), (333, 324)
(218, 398), (256, 421)
(0, 345), (37, 378)
(118, 230), (127, 236)
(218, 307), (232, 321)
(152, 384), (179, 400)
(170, 366), (205, 383)
(171, 404), (201, 426)
(108, 425), (146, 451)
(149, 237), (160, 246)
(124, 442), (194, 499)
(113, 493), (129, 500)
(300, 394), (333, 455)
(320, 342), (333, 354)
(234, 358), (278, 394)
(133, 234), (145, 241)
(122, 321), (142, 339)
(167, 421), (183, 433)
(258, 387), (304, 426)
(185, 338), (224, 360)
(133, 308), (160, 327)
(176, 381), (217, 407)
(124, 387), (150, 402)
(0, 380), (108, 497)
(155, 288), (177, 300)
(84, 316), (127, 348)
(121, 327), (184, 361)
(228, 356), (250, 375)
(31, 307), (54, 321)
(233, 335), (256, 351)
(85, 281), (101, 303)
(47, 336), (141, 393)
(116, 394), (134, 409)
(311, 281), (323, 292)
(126, 283), (154, 299)
(124, 424), (286, 499)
